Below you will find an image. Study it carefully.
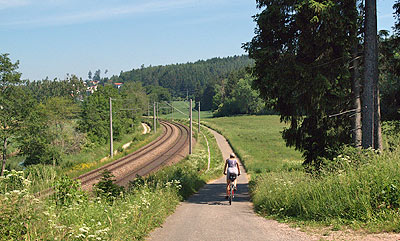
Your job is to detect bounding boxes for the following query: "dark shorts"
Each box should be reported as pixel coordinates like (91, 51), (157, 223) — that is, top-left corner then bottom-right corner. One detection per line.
(227, 173), (237, 182)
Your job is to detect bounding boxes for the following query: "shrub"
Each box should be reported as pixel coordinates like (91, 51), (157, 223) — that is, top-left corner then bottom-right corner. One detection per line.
(93, 170), (124, 203)
(0, 170), (30, 194)
(0, 170), (41, 240)
(52, 175), (87, 206)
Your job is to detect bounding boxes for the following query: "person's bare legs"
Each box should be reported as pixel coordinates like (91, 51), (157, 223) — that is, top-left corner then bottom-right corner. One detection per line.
(226, 180), (231, 197)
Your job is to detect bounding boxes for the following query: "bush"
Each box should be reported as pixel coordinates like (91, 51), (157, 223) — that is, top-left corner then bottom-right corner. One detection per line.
(0, 170), (41, 240)
(93, 170), (124, 203)
(0, 170), (30, 194)
(52, 175), (87, 206)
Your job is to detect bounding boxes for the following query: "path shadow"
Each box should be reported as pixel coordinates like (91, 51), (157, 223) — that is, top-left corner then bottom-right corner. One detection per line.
(186, 183), (250, 205)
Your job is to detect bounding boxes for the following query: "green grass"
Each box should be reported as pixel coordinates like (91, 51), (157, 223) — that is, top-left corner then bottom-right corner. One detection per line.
(203, 115), (303, 173)
(158, 101), (213, 120)
(64, 128), (162, 178)
(203, 115), (400, 232)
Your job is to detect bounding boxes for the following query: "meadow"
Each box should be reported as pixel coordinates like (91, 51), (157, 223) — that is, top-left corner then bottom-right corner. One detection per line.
(204, 115), (400, 232)
(203, 115), (303, 173)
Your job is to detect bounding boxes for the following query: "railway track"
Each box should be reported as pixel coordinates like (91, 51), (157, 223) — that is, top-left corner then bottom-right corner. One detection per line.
(79, 120), (190, 189)
(116, 121), (190, 186)
(36, 120), (191, 197)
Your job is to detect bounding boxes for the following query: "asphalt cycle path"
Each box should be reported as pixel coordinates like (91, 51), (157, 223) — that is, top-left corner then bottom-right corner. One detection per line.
(147, 128), (317, 241)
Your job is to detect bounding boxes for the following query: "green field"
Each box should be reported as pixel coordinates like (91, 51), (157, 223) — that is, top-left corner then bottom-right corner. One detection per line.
(157, 101), (213, 120)
(204, 115), (400, 232)
(203, 115), (303, 173)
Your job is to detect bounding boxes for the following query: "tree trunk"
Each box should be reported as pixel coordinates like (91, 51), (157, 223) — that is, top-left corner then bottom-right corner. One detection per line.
(374, 85), (383, 150)
(362, 0), (377, 149)
(351, 44), (362, 148)
(1, 137), (7, 176)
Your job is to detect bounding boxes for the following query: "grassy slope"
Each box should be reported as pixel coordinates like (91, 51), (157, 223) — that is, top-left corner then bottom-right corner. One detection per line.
(158, 101), (213, 120)
(204, 115), (303, 173)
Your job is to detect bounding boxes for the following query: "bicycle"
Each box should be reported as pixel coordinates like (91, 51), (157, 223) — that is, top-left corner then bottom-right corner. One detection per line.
(228, 173), (238, 205)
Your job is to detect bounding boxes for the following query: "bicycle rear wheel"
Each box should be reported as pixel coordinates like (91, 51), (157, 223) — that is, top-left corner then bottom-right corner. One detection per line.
(229, 184), (234, 205)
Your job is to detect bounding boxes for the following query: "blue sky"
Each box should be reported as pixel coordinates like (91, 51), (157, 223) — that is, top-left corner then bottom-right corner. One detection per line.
(0, 0), (397, 81)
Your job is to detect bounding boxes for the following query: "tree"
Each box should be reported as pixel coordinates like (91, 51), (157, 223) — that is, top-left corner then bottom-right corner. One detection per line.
(119, 82), (148, 128)
(19, 103), (62, 166)
(44, 97), (81, 156)
(78, 86), (128, 145)
(25, 75), (84, 102)
(0, 54), (27, 175)
(145, 85), (172, 103)
(244, 0), (359, 168)
(379, 2), (400, 121)
(362, 0), (382, 150)
(213, 69), (265, 116)
(93, 69), (101, 82)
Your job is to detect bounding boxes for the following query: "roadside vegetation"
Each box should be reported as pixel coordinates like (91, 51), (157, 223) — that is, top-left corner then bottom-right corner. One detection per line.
(0, 123), (223, 240)
(205, 116), (400, 232)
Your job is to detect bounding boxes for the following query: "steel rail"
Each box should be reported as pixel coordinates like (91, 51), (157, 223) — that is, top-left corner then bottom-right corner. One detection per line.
(115, 121), (190, 187)
(78, 120), (177, 187)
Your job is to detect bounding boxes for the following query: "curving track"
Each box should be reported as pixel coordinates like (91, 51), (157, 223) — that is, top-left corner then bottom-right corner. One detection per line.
(79, 120), (191, 190)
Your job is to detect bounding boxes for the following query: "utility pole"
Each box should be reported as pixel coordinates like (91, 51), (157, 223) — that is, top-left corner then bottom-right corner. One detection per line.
(198, 101), (200, 133)
(153, 102), (157, 133)
(157, 102), (159, 119)
(189, 99), (192, 155)
(109, 97), (113, 158)
(171, 102), (174, 121)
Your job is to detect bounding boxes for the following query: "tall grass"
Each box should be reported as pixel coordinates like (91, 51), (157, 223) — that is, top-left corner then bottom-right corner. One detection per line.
(250, 148), (400, 231)
(206, 115), (400, 231)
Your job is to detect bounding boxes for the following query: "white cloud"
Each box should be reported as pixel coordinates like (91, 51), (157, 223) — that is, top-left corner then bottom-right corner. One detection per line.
(0, 0), (30, 9)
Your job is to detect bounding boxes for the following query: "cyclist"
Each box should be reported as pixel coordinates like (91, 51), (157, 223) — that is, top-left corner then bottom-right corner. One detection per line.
(223, 153), (241, 199)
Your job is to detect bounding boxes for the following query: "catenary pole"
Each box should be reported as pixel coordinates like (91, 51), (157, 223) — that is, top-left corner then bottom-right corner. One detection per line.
(198, 102), (200, 133)
(109, 97), (113, 158)
(189, 99), (192, 155)
(153, 102), (157, 133)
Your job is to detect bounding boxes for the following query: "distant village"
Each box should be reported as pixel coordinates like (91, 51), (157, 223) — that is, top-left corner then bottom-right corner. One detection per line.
(85, 79), (123, 95)
(84, 70), (123, 95)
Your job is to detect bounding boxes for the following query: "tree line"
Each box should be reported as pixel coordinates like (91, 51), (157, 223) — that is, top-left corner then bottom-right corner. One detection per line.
(110, 55), (254, 110)
(0, 55), (149, 175)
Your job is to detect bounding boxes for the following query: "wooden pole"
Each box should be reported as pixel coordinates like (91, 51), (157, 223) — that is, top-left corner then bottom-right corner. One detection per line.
(198, 102), (200, 133)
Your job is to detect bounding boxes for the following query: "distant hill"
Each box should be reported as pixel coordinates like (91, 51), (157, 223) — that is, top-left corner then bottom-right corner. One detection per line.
(111, 55), (254, 99)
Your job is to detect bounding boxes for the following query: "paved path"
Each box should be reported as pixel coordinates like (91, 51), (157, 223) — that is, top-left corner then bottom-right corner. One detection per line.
(147, 129), (317, 241)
